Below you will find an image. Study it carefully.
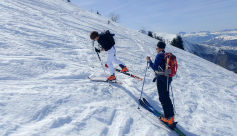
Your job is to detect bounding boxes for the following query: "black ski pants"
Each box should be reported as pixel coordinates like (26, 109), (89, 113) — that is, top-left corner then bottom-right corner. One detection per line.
(157, 79), (174, 118)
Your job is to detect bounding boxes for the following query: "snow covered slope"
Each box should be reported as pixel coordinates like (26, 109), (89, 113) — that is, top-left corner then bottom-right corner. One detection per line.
(1, 0), (237, 136)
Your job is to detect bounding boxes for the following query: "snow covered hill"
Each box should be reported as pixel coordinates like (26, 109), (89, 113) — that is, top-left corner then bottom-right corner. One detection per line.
(179, 29), (237, 55)
(183, 39), (237, 74)
(1, 0), (237, 136)
(205, 35), (237, 55)
(180, 29), (237, 73)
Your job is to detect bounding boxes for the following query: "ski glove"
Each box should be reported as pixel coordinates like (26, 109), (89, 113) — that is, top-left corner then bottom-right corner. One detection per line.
(95, 48), (100, 53)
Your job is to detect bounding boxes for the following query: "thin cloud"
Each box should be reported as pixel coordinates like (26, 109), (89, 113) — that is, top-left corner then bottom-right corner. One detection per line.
(104, 2), (133, 15)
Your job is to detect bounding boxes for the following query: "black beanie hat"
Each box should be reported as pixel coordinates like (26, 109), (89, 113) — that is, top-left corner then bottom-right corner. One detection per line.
(157, 41), (166, 48)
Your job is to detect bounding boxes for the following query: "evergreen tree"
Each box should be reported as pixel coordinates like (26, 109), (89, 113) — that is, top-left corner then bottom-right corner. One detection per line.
(170, 35), (184, 50)
(176, 35), (184, 50)
(97, 11), (101, 15)
(156, 36), (163, 41)
(148, 31), (153, 38)
(170, 38), (177, 47)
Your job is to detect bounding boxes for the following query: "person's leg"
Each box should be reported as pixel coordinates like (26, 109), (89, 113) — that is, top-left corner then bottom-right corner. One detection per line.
(157, 79), (174, 118)
(110, 47), (127, 72)
(107, 47), (116, 75)
(111, 47), (125, 66)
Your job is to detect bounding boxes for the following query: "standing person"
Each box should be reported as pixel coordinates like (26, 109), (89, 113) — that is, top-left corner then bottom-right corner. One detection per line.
(146, 41), (175, 126)
(90, 31), (128, 81)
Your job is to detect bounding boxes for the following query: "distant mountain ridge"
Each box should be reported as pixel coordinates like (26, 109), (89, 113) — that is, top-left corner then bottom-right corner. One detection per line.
(179, 29), (237, 55)
(179, 29), (237, 40)
(183, 40), (237, 73)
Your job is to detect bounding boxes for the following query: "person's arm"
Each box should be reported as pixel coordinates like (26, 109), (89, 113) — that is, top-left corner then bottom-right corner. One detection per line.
(148, 54), (164, 71)
(97, 36), (104, 51)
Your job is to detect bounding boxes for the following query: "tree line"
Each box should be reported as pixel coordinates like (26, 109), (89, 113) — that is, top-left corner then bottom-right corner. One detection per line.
(147, 31), (184, 50)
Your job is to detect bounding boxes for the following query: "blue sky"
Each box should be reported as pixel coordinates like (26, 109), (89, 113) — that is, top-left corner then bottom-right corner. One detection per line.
(71, 0), (237, 34)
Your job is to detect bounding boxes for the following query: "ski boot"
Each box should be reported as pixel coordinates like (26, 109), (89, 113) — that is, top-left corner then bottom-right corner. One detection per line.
(119, 64), (128, 73)
(107, 74), (116, 81)
(160, 116), (177, 130)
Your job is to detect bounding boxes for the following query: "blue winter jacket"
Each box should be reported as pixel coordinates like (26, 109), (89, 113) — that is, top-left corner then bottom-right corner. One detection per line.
(149, 50), (172, 85)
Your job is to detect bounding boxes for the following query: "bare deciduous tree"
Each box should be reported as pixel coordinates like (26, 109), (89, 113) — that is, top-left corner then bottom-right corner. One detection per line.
(109, 12), (120, 22)
(139, 25), (147, 34)
(140, 26), (146, 31)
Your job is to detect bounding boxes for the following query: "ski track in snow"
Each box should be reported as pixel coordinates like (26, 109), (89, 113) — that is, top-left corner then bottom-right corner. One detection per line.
(1, 0), (237, 136)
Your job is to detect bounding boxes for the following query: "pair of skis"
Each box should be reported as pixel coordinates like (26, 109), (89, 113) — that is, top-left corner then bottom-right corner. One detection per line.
(88, 77), (123, 84)
(89, 67), (142, 84)
(139, 98), (186, 136)
(113, 68), (142, 81)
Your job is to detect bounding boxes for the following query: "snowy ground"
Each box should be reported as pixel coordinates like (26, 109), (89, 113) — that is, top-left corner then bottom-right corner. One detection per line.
(1, 0), (237, 136)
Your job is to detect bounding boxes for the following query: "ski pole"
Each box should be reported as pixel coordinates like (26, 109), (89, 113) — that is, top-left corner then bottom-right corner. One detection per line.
(138, 61), (149, 109)
(92, 41), (107, 76)
(171, 85), (176, 114)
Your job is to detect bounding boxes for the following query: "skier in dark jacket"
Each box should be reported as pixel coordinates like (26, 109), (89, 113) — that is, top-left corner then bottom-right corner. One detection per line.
(90, 31), (128, 81)
(146, 41), (175, 126)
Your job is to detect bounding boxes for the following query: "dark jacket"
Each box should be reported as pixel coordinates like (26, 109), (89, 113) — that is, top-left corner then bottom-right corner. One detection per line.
(97, 33), (113, 51)
(149, 50), (172, 85)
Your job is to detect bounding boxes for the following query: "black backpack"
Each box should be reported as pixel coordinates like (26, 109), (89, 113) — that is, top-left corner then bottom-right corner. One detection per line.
(105, 30), (115, 46)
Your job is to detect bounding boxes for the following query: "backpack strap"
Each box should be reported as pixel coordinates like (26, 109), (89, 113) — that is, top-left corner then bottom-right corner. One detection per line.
(158, 52), (165, 71)
(154, 51), (171, 77)
(158, 59), (165, 71)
